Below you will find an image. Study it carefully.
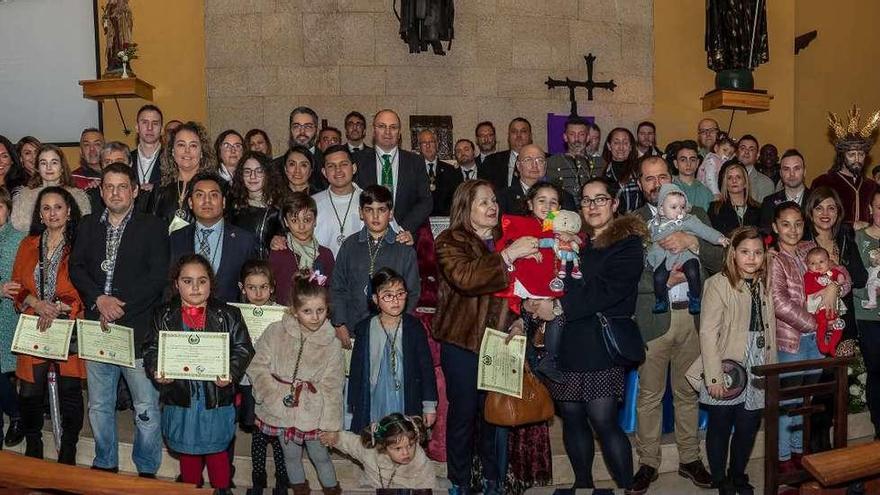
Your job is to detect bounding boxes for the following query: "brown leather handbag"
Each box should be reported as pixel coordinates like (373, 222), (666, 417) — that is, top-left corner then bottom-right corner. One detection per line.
(484, 363), (555, 427)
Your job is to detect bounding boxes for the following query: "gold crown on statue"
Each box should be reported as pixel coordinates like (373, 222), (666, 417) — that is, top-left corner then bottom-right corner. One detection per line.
(828, 105), (880, 151)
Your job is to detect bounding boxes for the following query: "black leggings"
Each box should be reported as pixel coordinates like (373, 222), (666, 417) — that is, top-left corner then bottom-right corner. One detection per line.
(705, 403), (762, 485)
(557, 397), (633, 489)
(18, 362), (83, 461)
(653, 258), (702, 302)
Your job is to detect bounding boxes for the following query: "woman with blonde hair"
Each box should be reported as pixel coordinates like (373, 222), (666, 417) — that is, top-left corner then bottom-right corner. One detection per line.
(708, 161), (761, 235)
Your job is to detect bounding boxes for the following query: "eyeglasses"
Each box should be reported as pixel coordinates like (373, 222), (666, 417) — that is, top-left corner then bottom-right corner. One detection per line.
(291, 123), (316, 131)
(518, 156), (546, 167)
(379, 291), (408, 302)
(698, 127), (719, 136)
(581, 196), (612, 207)
(221, 142), (243, 151)
(242, 168), (265, 177)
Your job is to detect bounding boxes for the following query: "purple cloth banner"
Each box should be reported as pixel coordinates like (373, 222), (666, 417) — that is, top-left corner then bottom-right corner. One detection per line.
(547, 113), (594, 155)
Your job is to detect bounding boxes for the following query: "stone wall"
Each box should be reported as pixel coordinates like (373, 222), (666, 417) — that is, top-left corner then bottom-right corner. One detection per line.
(205, 0), (653, 154)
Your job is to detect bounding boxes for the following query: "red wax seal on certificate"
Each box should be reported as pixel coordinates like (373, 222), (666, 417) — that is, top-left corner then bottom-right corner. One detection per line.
(33, 345), (39, 350)
(99, 350), (105, 355)
(183, 366), (190, 372)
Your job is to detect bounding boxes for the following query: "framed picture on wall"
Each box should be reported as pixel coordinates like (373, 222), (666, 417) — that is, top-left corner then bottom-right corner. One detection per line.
(409, 115), (454, 161)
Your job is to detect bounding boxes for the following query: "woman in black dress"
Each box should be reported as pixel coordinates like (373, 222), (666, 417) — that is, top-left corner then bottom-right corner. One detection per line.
(709, 161), (761, 235)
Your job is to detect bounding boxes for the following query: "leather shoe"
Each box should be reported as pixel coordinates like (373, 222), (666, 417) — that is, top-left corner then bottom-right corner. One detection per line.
(3, 418), (23, 447)
(626, 465), (657, 494)
(678, 460), (713, 488)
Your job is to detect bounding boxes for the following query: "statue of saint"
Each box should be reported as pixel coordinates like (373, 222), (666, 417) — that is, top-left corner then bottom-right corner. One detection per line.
(705, 0), (769, 72)
(102, 0), (133, 74)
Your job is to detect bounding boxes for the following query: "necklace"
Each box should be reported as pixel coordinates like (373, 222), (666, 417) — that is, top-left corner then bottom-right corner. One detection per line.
(367, 235), (384, 277)
(282, 331), (307, 408)
(175, 179), (188, 218)
(329, 189), (356, 246)
(747, 280), (767, 349)
(377, 460), (399, 489)
(379, 316), (402, 390)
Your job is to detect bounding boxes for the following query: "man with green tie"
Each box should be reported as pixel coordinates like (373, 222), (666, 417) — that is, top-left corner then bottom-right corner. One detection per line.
(354, 109), (433, 232)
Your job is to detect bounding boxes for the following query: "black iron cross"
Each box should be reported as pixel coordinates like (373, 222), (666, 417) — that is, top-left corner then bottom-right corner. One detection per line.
(545, 53), (617, 116)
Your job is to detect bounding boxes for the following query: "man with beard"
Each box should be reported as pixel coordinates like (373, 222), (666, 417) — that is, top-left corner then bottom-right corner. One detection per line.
(276, 106), (326, 191)
(758, 143), (780, 186)
(479, 117), (533, 191)
(759, 149), (810, 229)
(636, 121), (664, 158)
(811, 106), (880, 227)
(344, 111), (371, 155)
(474, 121), (497, 165)
(696, 118), (720, 157)
(547, 116), (601, 199)
(629, 156), (718, 494)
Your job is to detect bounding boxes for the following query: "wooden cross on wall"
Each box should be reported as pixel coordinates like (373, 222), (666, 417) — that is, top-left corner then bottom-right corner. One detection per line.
(545, 53), (617, 116)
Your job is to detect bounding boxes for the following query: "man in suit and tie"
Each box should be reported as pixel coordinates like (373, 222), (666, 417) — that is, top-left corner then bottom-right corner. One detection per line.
(497, 143), (576, 215)
(479, 117), (534, 191)
(344, 111), (372, 156)
(759, 149), (810, 229)
(275, 106), (326, 191)
(130, 105), (163, 192)
(355, 109), (433, 232)
(475, 121), (497, 165)
(170, 172), (258, 303)
(417, 129), (456, 216)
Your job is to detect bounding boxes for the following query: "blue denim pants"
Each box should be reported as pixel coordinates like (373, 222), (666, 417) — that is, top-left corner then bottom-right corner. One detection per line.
(777, 333), (823, 460)
(86, 359), (162, 474)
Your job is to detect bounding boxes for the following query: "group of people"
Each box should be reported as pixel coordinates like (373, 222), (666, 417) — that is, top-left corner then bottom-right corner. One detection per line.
(0, 102), (879, 495)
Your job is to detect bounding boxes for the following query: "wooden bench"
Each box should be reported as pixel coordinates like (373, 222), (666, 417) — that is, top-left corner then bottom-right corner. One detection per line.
(753, 356), (852, 495)
(800, 441), (880, 494)
(0, 451), (210, 494)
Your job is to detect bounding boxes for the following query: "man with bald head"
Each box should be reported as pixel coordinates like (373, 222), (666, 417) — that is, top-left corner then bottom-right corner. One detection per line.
(417, 129), (456, 216)
(497, 144), (576, 215)
(479, 117), (534, 191)
(697, 118), (720, 157)
(355, 109), (432, 231)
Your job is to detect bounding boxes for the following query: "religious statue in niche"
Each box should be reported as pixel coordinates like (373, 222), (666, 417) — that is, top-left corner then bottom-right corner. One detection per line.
(705, 0), (769, 90)
(410, 115), (453, 161)
(102, 0), (135, 77)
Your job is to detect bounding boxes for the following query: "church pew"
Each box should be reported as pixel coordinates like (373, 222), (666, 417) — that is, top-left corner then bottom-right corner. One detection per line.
(0, 451), (210, 494)
(799, 441), (880, 494)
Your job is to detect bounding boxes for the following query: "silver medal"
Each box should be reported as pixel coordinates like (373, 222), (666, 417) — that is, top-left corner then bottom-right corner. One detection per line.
(100, 259), (112, 273)
(175, 208), (186, 219)
(337, 234), (345, 245)
(549, 277), (565, 292)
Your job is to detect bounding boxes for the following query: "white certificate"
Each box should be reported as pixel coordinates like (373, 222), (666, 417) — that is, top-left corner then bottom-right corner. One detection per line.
(228, 303), (285, 343)
(10, 314), (75, 361)
(477, 327), (527, 398)
(157, 331), (229, 382)
(76, 319), (136, 368)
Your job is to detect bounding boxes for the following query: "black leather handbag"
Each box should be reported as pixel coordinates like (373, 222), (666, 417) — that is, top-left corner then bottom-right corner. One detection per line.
(597, 312), (646, 367)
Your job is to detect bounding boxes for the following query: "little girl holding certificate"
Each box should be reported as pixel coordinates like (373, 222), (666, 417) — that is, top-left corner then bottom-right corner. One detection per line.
(247, 270), (344, 494)
(236, 260), (291, 493)
(143, 254), (254, 490)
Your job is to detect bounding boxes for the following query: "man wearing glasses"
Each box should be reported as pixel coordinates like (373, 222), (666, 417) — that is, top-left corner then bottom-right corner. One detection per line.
(354, 109), (432, 233)
(277, 106), (327, 191)
(697, 118), (720, 157)
(344, 111), (371, 156)
(497, 144), (575, 215)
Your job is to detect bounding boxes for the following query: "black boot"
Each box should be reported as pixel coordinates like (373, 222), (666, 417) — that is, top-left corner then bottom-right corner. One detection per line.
(731, 473), (754, 495)
(4, 418), (24, 447)
(58, 440), (77, 465)
(24, 435), (43, 459)
(533, 354), (565, 383)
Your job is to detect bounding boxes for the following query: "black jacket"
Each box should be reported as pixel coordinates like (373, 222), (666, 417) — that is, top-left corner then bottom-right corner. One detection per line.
(228, 205), (283, 260)
(170, 221), (259, 303)
(143, 298), (254, 409)
(69, 211), (170, 358)
(129, 148), (163, 187)
(426, 159), (457, 216)
(496, 181), (577, 216)
(708, 201), (761, 236)
(147, 181), (194, 225)
(759, 188), (810, 231)
(355, 148), (433, 232)
(559, 215), (646, 371)
(478, 150), (516, 192)
(347, 313), (438, 433)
